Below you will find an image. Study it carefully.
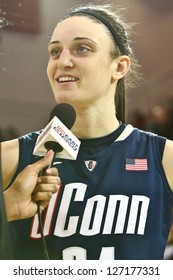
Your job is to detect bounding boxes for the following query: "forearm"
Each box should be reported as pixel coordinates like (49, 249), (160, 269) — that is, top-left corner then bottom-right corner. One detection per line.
(3, 188), (20, 222)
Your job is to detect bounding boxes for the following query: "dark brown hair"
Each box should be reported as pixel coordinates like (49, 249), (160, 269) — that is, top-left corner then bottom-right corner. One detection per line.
(62, 4), (141, 122)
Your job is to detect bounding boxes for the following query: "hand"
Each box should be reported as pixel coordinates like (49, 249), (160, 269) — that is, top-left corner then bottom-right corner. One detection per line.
(32, 165), (61, 210)
(4, 150), (60, 221)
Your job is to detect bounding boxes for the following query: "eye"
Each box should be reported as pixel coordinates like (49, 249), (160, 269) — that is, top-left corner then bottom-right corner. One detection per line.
(49, 47), (61, 58)
(77, 45), (91, 54)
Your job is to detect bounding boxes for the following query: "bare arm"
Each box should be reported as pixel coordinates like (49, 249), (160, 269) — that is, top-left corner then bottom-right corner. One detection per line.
(162, 139), (173, 191)
(1, 138), (19, 190)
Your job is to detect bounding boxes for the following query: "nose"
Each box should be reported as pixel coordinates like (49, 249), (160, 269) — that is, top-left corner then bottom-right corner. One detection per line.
(57, 49), (74, 69)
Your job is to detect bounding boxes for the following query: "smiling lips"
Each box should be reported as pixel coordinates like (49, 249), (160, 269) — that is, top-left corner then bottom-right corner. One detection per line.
(57, 76), (79, 83)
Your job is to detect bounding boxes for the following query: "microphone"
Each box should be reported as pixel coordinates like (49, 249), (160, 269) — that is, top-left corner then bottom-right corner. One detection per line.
(33, 103), (80, 160)
(34, 103), (79, 260)
(49, 103), (76, 125)
(44, 103), (77, 155)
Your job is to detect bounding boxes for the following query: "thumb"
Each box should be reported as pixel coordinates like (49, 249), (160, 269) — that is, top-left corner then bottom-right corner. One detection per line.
(32, 150), (54, 174)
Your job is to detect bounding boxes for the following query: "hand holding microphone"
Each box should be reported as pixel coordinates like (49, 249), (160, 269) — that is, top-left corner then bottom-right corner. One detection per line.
(4, 150), (60, 221)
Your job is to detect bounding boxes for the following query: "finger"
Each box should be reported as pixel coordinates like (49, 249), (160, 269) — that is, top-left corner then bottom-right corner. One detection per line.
(37, 176), (61, 185)
(39, 200), (50, 210)
(34, 183), (60, 194)
(45, 167), (59, 176)
(31, 150), (55, 174)
(32, 191), (53, 201)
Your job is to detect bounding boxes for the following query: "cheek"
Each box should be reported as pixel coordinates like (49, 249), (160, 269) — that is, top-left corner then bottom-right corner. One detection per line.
(47, 60), (55, 80)
(92, 63), (112, 85)
(46, 63), (51, 80)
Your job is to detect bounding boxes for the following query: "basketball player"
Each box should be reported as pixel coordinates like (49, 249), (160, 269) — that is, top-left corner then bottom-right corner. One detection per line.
(1, 4), (173, 259)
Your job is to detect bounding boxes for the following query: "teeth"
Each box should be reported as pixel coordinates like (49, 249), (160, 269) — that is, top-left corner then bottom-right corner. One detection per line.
(58, 76), (78, 83)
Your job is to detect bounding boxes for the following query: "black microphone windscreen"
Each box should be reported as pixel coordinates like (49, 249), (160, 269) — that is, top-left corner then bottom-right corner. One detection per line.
(49, 103), (76, 129)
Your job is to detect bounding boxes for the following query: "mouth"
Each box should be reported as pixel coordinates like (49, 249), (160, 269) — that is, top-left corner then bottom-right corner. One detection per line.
(56, 76), (79, 83)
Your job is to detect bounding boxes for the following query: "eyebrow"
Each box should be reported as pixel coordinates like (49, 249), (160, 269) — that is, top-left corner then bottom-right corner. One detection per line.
(49, 37), (97, 46)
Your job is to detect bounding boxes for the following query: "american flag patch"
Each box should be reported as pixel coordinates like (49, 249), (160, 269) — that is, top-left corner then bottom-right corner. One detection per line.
(125, 158), (148, 171)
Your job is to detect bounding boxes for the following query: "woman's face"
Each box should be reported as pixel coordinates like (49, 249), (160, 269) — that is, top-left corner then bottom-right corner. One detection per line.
(47, 16), (119, 108)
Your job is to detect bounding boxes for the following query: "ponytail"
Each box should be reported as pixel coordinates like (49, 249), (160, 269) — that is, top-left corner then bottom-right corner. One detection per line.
(115, 78), (126, 123)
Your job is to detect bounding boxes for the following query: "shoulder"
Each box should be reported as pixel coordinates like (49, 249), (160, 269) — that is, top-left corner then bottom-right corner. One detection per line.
(18, 130), (41, 144)
(18, 130), (41, 153)
(126, 127), (173, 192)
(1, 130), (41, 189)
(162, 139), (173, 191)
(18, 130), (41, 166)
(123, 126), (166, 155)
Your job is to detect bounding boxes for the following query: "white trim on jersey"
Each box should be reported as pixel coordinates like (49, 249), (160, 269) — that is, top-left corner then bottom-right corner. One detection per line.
(114, 124), (134, 142)
(55, 124), (134, 159)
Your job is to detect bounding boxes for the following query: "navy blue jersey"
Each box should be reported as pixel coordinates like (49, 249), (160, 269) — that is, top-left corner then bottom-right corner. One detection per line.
(8, 124), (173, 259)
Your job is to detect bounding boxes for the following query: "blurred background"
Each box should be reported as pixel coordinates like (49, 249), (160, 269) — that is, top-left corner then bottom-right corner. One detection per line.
(0, 0), (173, 259)
(0, 0), (173, 141)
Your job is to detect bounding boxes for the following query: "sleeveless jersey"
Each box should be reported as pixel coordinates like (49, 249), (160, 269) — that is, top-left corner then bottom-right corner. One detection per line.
(8, 124), (173, 260)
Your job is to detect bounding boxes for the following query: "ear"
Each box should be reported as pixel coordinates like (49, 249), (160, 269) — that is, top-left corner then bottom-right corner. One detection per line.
(111, 55), (131, 81)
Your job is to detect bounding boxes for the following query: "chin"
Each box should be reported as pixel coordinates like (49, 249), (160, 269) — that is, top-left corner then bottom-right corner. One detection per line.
(54, 95), (74, 106)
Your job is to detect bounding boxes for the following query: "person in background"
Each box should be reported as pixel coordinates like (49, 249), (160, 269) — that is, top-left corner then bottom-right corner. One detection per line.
(147, 102), (173, 140)
(1, 3), (173, 260)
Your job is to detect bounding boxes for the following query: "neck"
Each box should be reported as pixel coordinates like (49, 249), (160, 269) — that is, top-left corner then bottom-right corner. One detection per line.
(71, 103), (119, 138)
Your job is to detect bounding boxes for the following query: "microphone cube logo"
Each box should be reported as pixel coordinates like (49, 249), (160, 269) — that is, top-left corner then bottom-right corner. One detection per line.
(53, 125), (79, 151)
(33, 116), (81, 160)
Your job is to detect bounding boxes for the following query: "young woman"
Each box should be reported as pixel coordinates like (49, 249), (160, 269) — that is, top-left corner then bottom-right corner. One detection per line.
(1, 4), (173, 260)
